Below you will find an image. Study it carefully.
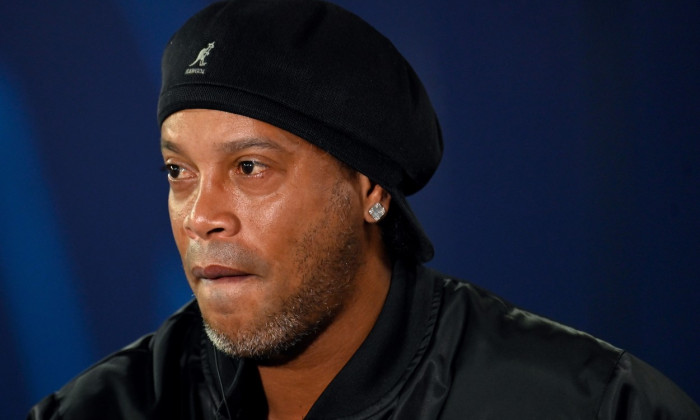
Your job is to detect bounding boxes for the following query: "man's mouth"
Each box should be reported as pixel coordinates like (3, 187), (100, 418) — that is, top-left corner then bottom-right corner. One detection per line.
(192, 265), (252, 280)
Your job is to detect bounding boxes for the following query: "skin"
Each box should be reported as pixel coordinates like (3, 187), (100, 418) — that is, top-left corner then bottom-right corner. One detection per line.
(161, 109), (392, 420)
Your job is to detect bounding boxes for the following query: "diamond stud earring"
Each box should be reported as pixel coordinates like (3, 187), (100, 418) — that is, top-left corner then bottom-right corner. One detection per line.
(368, 203), (386, 222)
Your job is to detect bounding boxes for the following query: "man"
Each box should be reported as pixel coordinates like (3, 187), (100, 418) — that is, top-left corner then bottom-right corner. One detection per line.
(28, 0), (699, 419)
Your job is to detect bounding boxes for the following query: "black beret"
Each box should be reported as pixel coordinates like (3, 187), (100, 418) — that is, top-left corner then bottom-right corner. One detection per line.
(158, 0), (443, 262)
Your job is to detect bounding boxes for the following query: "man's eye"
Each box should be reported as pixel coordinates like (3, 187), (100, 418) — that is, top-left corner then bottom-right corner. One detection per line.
(237, 161), (265, 176)
(162, 164), (183, 179)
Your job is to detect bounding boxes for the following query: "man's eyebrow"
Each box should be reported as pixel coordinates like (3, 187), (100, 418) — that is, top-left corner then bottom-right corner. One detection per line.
(216, 137), (285, 153)
(160, 139), (180, 153)
(160, 137), (285, 154)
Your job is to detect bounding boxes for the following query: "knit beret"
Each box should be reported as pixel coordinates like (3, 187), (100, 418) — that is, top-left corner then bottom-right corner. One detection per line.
(158, 0), (443, 262)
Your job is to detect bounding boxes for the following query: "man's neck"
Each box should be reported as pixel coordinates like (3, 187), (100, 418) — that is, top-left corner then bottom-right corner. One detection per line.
(257, 255), (392, 420)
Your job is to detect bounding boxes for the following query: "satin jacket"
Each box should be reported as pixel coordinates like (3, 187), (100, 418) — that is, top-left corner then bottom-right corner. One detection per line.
(28, 262), (699, 419)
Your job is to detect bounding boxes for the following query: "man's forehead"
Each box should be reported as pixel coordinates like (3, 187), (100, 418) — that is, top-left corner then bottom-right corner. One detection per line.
(160, 109), (309, 153)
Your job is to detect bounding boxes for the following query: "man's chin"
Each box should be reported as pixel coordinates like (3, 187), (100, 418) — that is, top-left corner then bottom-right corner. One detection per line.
(203, 319), (285, 361)
(201, 314), (326, 364)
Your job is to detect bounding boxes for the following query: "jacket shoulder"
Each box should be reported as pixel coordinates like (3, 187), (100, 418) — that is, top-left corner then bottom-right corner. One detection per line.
(437, 273), (624, 366)
(27, 301), (204, 420)
(423, 271), (699, 418)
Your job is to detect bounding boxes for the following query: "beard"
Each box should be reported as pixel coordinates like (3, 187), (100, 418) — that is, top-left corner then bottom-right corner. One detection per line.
(203, 179), (362, 361)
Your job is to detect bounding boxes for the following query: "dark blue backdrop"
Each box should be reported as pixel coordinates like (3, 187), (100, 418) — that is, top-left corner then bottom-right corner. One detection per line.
(2, 1), (698, 417)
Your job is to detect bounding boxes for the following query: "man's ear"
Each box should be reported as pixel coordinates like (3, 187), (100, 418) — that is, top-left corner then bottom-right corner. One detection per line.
(359, 175), (391, 223)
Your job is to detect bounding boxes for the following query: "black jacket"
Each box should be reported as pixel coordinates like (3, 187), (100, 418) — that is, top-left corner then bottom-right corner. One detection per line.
(28, 263), (699, 419)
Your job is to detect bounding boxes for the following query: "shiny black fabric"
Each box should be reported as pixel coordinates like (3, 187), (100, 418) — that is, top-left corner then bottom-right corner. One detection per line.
(28, 263), (699, 419)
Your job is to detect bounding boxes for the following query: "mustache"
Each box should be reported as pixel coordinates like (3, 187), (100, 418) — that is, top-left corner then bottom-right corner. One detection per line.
(185, 241), (268, 273)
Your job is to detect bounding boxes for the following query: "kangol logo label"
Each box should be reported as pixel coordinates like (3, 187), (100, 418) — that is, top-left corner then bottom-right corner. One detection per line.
(185, 42), (215, 75)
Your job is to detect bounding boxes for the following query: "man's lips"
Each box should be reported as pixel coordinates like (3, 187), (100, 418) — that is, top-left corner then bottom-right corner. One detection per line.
(192, 265), (252, 280)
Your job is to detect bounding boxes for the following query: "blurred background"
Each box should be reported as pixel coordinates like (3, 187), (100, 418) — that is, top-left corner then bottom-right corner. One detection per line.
(1, 1), (698, 417)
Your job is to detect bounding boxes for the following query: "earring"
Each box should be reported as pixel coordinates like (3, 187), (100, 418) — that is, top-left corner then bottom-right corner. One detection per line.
(368, 203), (386, 222)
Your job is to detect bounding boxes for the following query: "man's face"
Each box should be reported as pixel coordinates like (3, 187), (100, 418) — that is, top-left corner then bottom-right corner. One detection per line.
(161, 109), (367, 359)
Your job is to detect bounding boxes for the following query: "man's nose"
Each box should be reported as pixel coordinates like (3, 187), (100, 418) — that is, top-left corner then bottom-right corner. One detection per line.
(183, 180), (239, 240)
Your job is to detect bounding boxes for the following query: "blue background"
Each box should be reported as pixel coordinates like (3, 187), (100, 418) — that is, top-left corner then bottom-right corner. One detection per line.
(1, 1), (698, 417)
